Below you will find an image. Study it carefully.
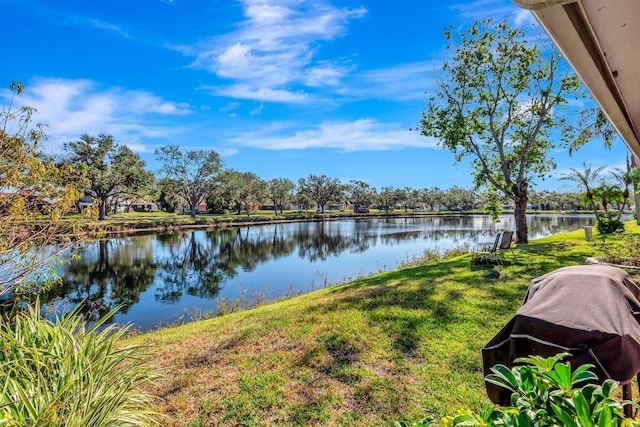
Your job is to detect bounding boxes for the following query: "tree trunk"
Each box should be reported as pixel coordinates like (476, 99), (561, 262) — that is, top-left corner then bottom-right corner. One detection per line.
(587, 196), (599, 223)
(99, 196), (109, 220)
(617, 197), (629, 221)
(190, 204), (197, 218)
(514, 181), (529, 244)
(99, 240), (109, 268)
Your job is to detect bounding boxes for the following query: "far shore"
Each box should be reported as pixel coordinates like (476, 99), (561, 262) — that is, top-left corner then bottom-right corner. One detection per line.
(85, 209), (592, 236)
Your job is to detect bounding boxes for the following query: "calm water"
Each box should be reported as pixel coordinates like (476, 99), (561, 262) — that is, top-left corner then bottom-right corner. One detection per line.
(33, 214), (592, 330)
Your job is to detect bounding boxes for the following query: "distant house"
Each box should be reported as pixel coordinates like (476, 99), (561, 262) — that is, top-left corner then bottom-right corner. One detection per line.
(129, 201), (158, 212)
(117, 200), (159, 213)
(105, 198), (159, 213)
(180, 201), (207, 214)
(260, 203), (294, 211)
(317, 204), (343, 212)
(78, 196), (95, 212)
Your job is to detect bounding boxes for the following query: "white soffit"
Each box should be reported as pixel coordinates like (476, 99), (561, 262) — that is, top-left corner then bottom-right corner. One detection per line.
(513, 0), (640, 159)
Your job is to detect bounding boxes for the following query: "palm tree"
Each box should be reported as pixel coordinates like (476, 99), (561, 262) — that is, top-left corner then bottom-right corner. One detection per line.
(592, 183), (622, 216)
(560, 163), (606, 218)
(610, 154), (640, 221)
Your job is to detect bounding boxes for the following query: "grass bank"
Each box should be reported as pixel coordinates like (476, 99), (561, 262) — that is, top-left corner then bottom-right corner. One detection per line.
(127, 223), (639, 426)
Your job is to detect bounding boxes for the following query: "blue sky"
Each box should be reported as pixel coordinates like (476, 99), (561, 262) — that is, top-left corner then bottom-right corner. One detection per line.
(1, 0), (629, 192)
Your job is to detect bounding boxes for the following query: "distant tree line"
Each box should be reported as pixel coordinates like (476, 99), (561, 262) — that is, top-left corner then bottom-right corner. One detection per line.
(55, 133), (606, 220)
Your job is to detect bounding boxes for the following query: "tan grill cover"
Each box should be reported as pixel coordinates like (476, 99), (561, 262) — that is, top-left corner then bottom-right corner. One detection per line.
(482, 265), (640, 404)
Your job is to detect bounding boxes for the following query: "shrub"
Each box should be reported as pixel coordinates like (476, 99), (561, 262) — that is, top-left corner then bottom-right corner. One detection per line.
(0, 304), (160, 426)
(397, 353), (639, 426)
(597, 214), (625, 234)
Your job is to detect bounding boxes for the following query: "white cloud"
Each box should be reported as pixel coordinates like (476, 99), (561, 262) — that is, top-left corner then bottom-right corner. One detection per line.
(207, 83), (310, 103)
(450, 0), (519, 21)
(245, 3), (292, 24)
(190, 0), (367, 102)
(514, 9), (534, 26)
(250, 103), (264, 116)
(225, 119), (438, 151)
(218, 102), (241, 112)
(126, 91), (192, 115)
(346, 62), (437, 102)
(449, 0), (536, 27)
(305, 63), (350, 87)
(1, 78), (193, 153)
(216, 43), (254, 77)
(88, 19), (131, 38)
(216, 147), (240, 156)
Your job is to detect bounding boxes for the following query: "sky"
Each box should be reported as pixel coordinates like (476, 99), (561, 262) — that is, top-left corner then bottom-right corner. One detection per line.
(1, 0), (631, 193)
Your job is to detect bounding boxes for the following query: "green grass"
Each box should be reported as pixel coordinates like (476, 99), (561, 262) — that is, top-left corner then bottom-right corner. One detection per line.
(125, 222), (640, 426)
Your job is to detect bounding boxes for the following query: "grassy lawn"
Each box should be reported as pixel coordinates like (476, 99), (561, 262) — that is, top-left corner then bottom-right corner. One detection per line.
(126, 222), (640, 426)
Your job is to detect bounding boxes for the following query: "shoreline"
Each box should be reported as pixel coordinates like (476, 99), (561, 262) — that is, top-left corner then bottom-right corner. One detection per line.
(93, 212), (452, 236)
(91, 210), (594, 237)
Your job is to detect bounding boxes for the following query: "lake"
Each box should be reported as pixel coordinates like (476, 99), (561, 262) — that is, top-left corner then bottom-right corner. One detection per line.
(32, 214), (593, 331)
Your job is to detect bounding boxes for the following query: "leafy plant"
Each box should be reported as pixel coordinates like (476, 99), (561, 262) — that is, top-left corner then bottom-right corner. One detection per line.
(399, 353), (639, 426)
(0, 304), (160, 426)
(1, 81), (94, 296)
(596, 213), (625, 234)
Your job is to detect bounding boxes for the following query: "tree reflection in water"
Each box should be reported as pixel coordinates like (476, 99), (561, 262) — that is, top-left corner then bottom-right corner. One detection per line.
(2, 215), (594, 330)
(36, 236), (158, 321)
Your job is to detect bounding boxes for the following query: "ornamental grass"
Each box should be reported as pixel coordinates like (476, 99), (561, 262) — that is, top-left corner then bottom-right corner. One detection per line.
(0, 304), (160, 426)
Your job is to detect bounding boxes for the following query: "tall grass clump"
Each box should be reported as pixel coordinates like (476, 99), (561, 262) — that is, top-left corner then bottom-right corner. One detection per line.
(0, 304), (160, 426)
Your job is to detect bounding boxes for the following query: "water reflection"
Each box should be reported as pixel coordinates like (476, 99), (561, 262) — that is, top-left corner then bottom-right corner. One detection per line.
(20, 215), (595, 330)
(38, 237), (159, 320)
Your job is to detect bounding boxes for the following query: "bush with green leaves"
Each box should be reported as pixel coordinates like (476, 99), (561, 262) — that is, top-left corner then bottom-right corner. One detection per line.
(0, 304), (160, 426)
(597, 214), (625, 234)
(397, 353), (639, 426)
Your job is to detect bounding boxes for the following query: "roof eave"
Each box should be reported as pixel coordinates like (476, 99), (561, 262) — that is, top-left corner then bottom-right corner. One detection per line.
(513, 0), (640, 160)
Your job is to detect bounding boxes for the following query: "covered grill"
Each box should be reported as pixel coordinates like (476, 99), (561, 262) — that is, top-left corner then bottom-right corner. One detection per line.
(482, 265), (640, 405)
